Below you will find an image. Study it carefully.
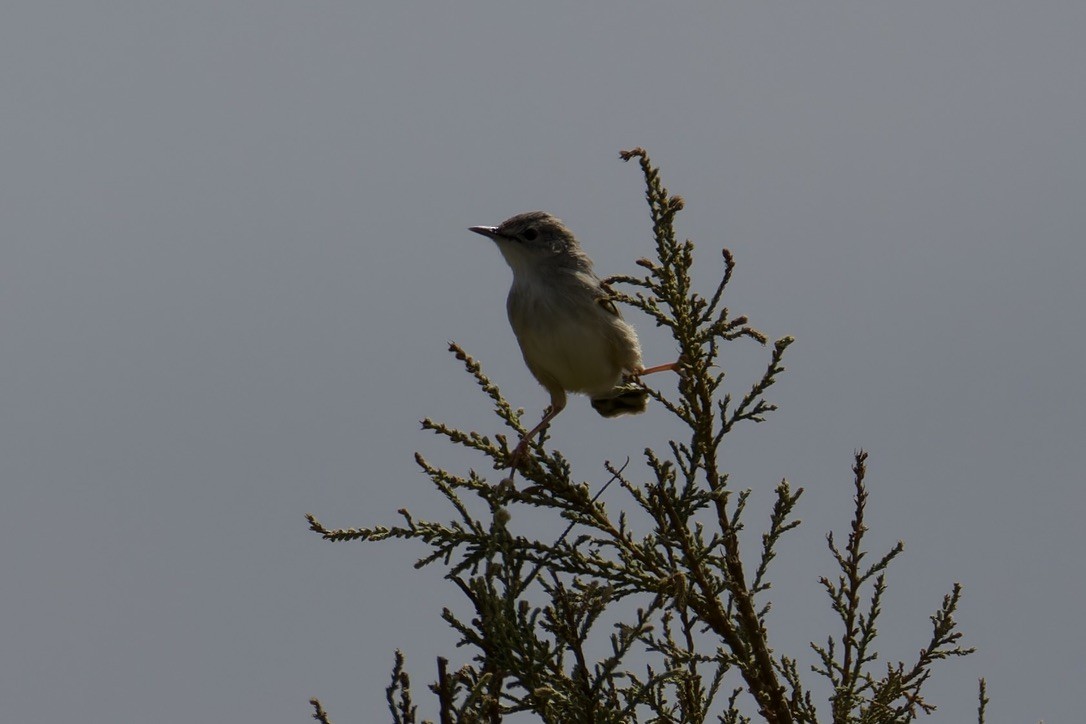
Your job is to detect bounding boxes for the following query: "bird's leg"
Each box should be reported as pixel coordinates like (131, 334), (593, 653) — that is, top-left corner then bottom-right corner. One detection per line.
(508, 408), (557, 469)
(636, 361), (681, 376)
(508, 390), (566, 470)
(625, 358), (683, 383)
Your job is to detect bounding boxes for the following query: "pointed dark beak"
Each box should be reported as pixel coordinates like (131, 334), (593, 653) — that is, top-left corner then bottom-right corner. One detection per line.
(469, 225), (500, 240)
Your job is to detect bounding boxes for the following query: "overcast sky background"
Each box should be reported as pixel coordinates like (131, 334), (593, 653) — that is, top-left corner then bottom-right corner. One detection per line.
(2, 2), (1083, 722)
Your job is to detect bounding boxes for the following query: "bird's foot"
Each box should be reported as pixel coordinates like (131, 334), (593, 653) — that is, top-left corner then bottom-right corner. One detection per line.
(505, 438), (532, 471)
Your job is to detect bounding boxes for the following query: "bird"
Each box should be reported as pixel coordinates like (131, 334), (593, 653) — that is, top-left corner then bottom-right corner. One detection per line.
(469, 211), (676, 467)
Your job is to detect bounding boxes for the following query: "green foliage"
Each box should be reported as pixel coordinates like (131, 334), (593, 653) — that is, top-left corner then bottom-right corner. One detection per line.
(306, 149), (975, 723)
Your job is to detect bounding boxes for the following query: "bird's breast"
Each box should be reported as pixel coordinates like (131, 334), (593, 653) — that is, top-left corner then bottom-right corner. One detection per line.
(507, 277), (641, 396)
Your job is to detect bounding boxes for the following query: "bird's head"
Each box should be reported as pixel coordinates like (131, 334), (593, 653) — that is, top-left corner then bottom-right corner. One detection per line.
(470, 211), (589, 275)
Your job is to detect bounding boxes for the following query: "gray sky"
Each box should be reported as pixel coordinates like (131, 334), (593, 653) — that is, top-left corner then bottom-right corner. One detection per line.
(2, 2), (1083, 722)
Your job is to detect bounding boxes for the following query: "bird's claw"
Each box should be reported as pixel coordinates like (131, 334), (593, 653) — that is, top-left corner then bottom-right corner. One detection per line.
(505, 440), (531, 470)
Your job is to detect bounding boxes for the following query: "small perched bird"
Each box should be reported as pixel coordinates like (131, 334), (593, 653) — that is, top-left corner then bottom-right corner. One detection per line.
(470, 211), (675, 467)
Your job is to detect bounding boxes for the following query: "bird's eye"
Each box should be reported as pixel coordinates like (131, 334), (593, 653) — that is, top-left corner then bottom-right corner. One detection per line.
(522, 228), (538, 241)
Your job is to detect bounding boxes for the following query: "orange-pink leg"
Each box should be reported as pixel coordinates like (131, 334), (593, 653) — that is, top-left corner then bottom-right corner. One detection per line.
(508, 391), (567, 469)
(637, 361), (680, 376)
(625, 359), (683, 384)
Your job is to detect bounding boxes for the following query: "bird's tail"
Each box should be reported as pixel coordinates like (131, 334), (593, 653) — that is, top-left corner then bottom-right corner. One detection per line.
(590, 384), (648, 418)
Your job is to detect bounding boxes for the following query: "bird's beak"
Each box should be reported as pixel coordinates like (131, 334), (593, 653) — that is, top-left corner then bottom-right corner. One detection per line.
(469, 225), (500, 240)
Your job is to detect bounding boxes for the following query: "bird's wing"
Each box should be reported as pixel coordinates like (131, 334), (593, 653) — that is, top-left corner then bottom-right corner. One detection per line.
(594, 279), (622, 317)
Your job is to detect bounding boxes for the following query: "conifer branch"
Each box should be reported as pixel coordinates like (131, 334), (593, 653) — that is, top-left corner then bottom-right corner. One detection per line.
(306, 149), (977, 723)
